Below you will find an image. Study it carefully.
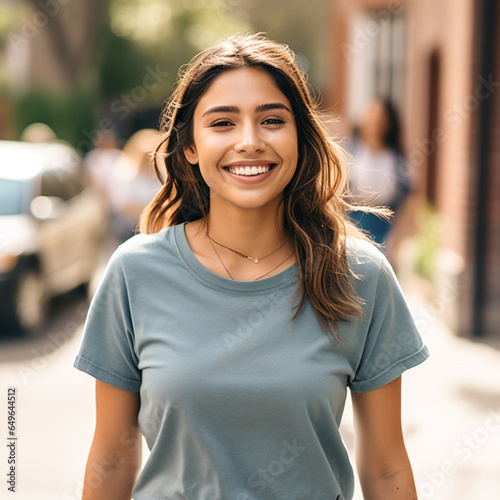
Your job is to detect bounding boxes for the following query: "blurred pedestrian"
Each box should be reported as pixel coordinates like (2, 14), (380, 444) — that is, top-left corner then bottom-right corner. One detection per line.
(20, 122), (57, 143)
(106, 129), (161, 242)
(84, 129), (123, 198)
(348, 98), (411, 250)
(75, 35), (428, 500)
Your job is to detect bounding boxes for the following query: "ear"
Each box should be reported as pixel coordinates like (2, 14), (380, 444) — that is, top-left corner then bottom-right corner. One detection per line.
(183, 144), (198, 165)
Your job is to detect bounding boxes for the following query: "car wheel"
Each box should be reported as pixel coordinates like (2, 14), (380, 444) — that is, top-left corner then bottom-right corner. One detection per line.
(14, 268), (48, 333)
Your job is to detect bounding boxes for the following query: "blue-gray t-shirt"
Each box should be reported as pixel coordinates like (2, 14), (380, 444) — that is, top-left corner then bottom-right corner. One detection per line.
(74, 223), (429, 500)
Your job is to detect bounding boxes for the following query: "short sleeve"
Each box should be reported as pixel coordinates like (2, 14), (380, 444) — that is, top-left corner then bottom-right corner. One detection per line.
(349, 255), (429, 392)
(74, 248), (141, 391)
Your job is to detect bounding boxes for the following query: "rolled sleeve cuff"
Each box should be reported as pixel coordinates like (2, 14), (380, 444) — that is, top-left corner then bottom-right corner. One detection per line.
(74, 356), (141, 392)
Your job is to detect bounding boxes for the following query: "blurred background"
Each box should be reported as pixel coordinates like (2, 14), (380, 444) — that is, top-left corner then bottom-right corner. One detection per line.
(0, 0), (499, 498)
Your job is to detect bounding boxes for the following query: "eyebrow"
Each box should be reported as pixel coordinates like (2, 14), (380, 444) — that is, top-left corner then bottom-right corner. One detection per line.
(201, 102), (292, 117)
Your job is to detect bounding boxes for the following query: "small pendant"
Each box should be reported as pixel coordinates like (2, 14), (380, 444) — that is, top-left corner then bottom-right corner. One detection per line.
(254, 258), (259, 263)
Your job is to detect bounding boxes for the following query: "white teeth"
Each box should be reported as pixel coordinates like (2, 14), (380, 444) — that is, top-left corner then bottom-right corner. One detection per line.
(228, 165), (272, 176)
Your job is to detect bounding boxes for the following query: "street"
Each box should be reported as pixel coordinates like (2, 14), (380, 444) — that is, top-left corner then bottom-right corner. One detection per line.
(1, 288), (95, 499)
(1, 280), (500, 499)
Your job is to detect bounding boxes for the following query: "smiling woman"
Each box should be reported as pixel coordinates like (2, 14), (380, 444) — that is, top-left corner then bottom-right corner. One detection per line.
(74, 34), (429, 500)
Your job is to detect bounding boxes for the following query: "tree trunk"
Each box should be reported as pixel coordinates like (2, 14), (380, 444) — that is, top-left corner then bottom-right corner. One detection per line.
(26, 0), (109, 85)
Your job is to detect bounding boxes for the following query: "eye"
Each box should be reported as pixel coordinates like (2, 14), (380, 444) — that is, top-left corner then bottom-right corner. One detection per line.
(210, 120), (234, 127)
(262, 118), (286, 126)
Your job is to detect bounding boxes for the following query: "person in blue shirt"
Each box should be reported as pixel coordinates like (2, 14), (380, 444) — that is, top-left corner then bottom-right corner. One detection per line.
(75, 34), (428, 500)
(348, 98), (412, 250)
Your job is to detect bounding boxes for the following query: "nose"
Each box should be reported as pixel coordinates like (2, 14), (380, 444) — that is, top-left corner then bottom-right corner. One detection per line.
(235, 122), (264, 154)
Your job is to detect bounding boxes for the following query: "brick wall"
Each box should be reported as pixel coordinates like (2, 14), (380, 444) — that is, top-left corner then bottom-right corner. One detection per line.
(405, 0), (474, 259)
(475, 0), (500, 336)
(460, 0), (500, 338)
(329, 0), (500, 336)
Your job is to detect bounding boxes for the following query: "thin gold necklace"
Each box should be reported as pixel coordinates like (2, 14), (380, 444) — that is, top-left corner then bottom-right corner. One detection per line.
(208, 237), (292, 281)
(253, 254), (293, 280)
(206, 233), (286, 264)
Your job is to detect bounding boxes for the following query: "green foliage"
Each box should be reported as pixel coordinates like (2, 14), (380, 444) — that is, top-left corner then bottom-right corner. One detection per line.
(0, 3), (24, 38)
(415, 204), (442, 282)
(14, 90), (97, 151)
(96, 23), (154, 97)
(94, 0), (330, 114)
(236, 0), (331, 88)
(4, 0), (330, 142)
(96, 0), (251, 104)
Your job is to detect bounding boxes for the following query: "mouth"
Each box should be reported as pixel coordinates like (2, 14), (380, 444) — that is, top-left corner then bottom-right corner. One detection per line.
(223, 164), (277, 177)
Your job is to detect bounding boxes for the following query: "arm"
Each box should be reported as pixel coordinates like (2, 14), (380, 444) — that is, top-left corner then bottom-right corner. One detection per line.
(351, 376), (418, 500)
(82, 380), (142, 500)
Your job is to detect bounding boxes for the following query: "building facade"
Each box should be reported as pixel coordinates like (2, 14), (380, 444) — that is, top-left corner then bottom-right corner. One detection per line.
(329, 0), (500, 338)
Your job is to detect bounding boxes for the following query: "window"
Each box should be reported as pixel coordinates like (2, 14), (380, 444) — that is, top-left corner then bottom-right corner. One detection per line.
(346, 8), (405, 121)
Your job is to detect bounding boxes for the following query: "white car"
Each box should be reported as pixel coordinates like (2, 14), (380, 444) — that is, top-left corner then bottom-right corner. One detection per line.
(0, 140), (107, 333)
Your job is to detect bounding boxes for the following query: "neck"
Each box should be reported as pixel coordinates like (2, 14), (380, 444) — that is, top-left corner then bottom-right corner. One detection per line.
(205, 202), (288, 258)
(184, 198), (295, 281)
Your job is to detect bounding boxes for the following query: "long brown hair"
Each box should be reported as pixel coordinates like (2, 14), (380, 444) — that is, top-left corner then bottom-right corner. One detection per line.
(140, 34), (370, 338)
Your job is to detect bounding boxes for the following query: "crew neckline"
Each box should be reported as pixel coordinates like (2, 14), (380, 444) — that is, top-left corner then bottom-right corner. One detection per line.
(173, 222), (298, 292)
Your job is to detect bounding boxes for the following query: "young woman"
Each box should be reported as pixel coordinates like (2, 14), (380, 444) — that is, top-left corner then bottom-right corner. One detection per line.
(75, 34), (429, 500)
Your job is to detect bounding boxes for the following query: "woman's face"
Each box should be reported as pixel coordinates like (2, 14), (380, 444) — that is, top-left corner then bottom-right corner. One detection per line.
(360, 100), (389, 142)
(183, 67), (298, 213)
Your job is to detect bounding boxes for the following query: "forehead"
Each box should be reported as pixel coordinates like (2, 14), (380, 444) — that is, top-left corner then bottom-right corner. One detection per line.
(195, 67), (291, 111)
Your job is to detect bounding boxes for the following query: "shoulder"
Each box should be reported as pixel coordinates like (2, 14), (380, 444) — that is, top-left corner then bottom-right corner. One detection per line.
(91, 226), (184, 304)
(346, 237), (385, 271)
(112, 225), (179, 268)
(345, 237), (408, 309)
(345, 237), (391, 291)
(121, 225), (177, 249)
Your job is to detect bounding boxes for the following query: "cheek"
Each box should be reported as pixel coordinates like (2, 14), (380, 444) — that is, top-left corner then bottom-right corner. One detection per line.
(267, 127), (297, 153)
(195, 165), (221, 197)
(194, 132), (228, 162)
(280, 134), (299, 165)
(282, 136), (299, 179)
